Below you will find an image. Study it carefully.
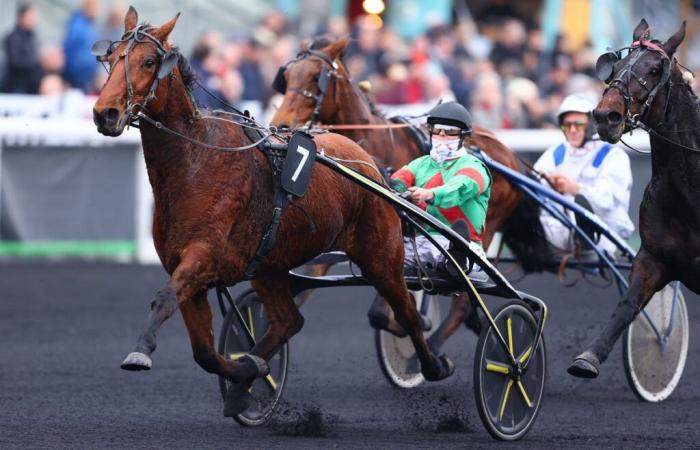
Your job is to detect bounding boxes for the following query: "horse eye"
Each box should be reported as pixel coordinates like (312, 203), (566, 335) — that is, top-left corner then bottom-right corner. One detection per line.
(650, 67), (660, 76)
(143, 59), (156, 69)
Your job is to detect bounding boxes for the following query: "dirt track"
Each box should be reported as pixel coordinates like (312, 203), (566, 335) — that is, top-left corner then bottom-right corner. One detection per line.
(1, 261), (698, 449)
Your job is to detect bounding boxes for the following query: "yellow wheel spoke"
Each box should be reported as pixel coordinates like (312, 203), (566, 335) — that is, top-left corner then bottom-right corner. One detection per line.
(506, 317), (514, 358)
(516, 381), (533, 407)
(265, 374), (278, 391)
(518, 346), (533, 364)
(247, 307), (255, 337)
(499, 379), (514, 420)
(486, 361), (510, 375)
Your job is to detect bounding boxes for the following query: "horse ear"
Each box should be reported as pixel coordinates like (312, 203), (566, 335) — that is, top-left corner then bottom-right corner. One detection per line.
(632, 18), (649, 41)
(300, 37), (312, 51)
(663, 21), (686, 56)
(324, 36), (349, 60)
(124, 5), (138, 32)
(153, 13), (181, 41)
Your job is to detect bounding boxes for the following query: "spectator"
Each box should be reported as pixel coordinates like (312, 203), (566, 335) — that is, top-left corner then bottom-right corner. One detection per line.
(39, 45), (65, 76)
(101, 2), (127, 42)
(470, 71), (506, 129)
(2, 4), (43, 94)
(238, 39), (266, 102)
(63, 0), (100, 92)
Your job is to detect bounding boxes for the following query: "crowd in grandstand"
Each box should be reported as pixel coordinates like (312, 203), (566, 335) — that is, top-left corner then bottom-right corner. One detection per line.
(2, 1), (699, 128)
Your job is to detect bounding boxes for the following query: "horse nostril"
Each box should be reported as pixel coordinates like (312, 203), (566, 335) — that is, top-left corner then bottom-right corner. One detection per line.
(103, 108), (121, 125)
(607, 111), (622, 125)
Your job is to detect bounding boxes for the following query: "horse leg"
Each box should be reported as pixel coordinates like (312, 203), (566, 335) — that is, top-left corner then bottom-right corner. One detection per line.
(368, 293), (416, 337)
(250, 273), (305, 359)
(357, 254), (454, 381)
(568, 250), (668, 378)
(294, 263), (330, 308)
(221, 272), (304, 417)
(120, 281), (179, 371)
(427, 292), (481, 354)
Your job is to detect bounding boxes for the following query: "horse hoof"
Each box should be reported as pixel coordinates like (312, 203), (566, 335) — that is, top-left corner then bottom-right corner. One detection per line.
(567, 351), (600, 379)
(423, 354), (455, 381)
(223, 383), (252, 417)
(121, 352), (152, 371)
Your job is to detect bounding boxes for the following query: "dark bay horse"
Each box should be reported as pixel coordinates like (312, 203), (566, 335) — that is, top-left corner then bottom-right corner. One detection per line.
(92, 7), (454, 416)
(270, 37), (535, 348)
(569, 19), (699, 378)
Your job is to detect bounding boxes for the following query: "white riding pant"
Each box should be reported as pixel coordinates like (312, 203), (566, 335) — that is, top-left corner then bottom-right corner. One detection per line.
(540, 214), (617, 256)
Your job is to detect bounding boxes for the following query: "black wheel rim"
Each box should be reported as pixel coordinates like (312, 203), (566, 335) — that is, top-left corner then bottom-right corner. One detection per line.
(218, 291), (288, 425)
(477, 303), (545, 440)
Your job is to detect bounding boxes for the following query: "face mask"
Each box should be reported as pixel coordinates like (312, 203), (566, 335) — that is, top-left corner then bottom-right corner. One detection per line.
(430, 138), (464, 165)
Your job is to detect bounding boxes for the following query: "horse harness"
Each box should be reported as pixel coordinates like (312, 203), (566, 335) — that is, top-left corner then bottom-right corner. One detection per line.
(273, 49), (342, 126)
(92, 25), (181, 122)
(596, 37), (674, 131)
(275, 50), (431, 156)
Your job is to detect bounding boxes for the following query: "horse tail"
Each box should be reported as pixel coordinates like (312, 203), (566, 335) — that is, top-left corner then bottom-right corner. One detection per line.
(500, 190), (551, 273)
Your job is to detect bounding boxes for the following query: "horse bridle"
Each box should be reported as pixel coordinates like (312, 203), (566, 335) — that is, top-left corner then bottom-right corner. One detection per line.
(597, 38), (674, 131)
(273, 49), (342, 126)
(91, 25), (180, 123)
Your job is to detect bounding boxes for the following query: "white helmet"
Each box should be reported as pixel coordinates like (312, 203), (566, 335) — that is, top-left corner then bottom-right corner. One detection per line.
(556, 94), (596, 124)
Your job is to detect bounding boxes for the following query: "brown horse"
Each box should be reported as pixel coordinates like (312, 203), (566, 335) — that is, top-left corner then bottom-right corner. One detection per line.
(92, 8), (454, 416)
(270, 37), (526, 349)
(569, 19), (699, 377)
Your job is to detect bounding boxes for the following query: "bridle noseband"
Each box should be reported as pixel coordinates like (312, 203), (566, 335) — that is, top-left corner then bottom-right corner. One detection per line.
(92, 25), (180, 123)
(274, 49), (342, 126)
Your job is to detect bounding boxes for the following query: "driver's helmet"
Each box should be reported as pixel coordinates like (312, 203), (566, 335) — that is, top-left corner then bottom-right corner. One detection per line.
(427, 101), (473, 135)
(556, 94), (595, 125)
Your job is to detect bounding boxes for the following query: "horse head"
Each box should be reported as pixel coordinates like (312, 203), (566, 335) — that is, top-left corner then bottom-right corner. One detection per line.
(270, 36), (351, 129)
(93, 7), (181, 136)
(593, 19), (686, 142)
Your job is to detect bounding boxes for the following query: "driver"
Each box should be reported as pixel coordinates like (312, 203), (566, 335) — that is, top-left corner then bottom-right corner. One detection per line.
(534, 93), (634, 256)
(390, 101), (492, 281)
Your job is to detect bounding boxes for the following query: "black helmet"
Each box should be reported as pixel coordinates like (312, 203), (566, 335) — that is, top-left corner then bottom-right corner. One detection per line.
(427, 101), (472, 134)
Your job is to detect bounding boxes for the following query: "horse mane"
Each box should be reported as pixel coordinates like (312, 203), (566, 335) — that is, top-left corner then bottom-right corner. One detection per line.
(175, 50), (197, 91)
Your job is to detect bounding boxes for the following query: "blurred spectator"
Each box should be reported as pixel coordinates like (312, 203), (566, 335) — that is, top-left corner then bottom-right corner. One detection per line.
(63, 0), (100, 92)
(476, 0), (524, 25)
(38, 73), (64, 97)
(489, 18), (526, 77)
(470, 71), (506, 129)
(505, 77), (545, 128)
(2, 4), (43, 94)
(219, 70), (244, 107)
(39, 45), (65, 76)
(101, 2), (127, 42)
(238, 39), (266, 102)
(190, 33), (225, 109)
(424, 72), (455, 104)
(346, 15), (383, 81)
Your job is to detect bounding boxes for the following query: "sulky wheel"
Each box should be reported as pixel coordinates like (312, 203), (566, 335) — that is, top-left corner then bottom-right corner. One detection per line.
(474, 301), (546, 441)
(623, 282), (689, 402)
(375, 291), (441, 388)
(217, 289), (289, 426)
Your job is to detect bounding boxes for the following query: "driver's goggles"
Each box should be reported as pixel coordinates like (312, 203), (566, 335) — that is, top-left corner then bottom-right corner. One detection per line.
(429, 124), (463, 136)
(560, 121), (588, 131)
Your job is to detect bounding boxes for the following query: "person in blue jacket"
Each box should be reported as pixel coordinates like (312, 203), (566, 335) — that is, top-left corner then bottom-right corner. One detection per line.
(63, 0), (99, 92)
